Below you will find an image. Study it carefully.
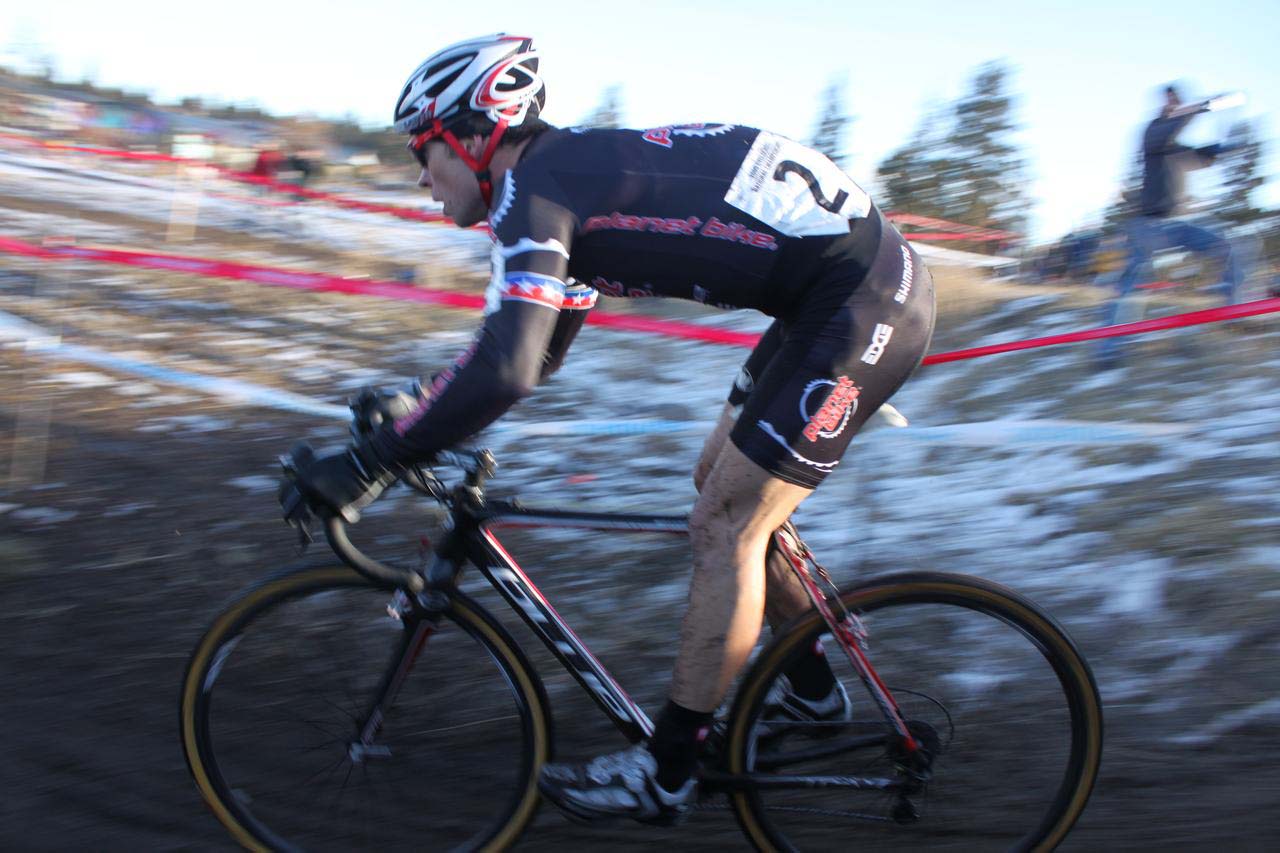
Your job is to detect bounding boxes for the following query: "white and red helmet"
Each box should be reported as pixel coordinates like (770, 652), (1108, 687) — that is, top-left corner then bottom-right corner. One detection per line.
(393, 34), (545, 136)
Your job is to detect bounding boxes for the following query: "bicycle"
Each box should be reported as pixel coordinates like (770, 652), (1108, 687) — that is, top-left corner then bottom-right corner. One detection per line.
(180, 447), (1103, 852)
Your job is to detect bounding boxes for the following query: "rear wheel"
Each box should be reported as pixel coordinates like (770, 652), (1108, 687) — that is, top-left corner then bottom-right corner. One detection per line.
(180, 565), (550, 852)
(725, 571), (1102, 852)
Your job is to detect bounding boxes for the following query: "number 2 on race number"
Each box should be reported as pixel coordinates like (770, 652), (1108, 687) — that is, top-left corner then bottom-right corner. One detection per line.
(724, 131), (871, 237)
(773, 160), (849, 214)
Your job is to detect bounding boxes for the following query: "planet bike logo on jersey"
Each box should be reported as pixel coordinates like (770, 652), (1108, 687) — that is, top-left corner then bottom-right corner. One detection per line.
(582, 212), (701, 236)
(640, 123), (735, 148)
(800, 376), (861, 442)
(581, 211), (778, 251)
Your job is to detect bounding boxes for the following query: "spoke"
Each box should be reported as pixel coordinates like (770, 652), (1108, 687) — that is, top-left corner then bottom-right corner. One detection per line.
(295, 713), (353, 742)
(303, 740), (347, 754)
(339, 761), (356, 796)
(400, 713), (521, 737)
(300, 753), (352, 789)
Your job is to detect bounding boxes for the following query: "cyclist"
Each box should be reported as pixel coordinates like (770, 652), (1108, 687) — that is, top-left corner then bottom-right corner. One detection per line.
(280, 33), (935, 826)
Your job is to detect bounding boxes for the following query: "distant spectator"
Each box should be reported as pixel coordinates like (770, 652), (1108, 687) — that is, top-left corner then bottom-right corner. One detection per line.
(1099, 85), (1248, 366)
(285, 153), (315, 186)
(1064, 231), (1100, 280)
(251, 146), (284, 181)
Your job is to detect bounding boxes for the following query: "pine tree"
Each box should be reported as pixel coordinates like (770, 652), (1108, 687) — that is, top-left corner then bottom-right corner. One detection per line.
(874, 62), (1029, 251)
(582, 85), (624, 129)
(874, 107), (949, 220)
(943, 62), (1029, 239)
(1217, 120), (1266, 229)
(1102, 146), (1144, 232)
(809, 78), (851, 168)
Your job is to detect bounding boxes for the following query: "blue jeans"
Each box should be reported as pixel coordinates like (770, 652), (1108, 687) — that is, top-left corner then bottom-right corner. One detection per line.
(1099, 216), (1244, 362)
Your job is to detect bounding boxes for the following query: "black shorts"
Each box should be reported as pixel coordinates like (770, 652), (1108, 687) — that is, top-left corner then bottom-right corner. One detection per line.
(728, 211), (935, 488)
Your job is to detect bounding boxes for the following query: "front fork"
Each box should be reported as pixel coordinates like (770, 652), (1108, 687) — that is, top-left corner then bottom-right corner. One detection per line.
(349, 568), (453, 762)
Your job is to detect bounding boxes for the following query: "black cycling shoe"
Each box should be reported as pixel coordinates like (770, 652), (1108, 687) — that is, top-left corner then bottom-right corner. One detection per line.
(538, 744), (697, 827)
(757, 676), (854, 739)
(703, 677), (854, 764)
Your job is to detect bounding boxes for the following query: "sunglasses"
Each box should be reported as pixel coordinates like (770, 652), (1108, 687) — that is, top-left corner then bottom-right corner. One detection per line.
(407, 130), (436, 169)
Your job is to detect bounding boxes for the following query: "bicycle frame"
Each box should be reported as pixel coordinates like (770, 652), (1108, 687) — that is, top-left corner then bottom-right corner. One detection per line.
(429, 498), (687, 743)
(323, 452), (924, 790)
(416, 497), (920, 767)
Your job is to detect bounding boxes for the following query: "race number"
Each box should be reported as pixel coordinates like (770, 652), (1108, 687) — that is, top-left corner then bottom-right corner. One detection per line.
(724, 131), (870, 237)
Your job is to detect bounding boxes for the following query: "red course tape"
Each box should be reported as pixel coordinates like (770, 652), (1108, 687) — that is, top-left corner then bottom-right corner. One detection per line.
(0, 234), (1273, 360)
(920, 298), (1279, 365)
(0, 131), (455, 225)
(2, 132), (1001, 241)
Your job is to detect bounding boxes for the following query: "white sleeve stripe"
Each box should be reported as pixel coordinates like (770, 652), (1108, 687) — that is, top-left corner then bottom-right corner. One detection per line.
(497, 237), (570, 259)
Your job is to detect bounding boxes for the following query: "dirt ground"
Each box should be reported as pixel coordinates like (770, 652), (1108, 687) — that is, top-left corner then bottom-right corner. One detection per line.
(2, 172), (1279, 850)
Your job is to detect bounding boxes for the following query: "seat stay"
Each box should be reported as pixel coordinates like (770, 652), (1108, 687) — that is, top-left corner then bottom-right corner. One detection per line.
(771, 528), (922, 753)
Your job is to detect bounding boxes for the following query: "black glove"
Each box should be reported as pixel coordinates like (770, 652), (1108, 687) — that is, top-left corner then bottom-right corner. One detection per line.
(1196, 143), (1233, 160)
(280, 440), (397, 525)
(349, 381), (424, 441)
(280, 381), (429, 529)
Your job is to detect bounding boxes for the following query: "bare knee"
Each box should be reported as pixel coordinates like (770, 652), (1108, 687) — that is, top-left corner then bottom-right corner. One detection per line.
(693, 404), (739, 493)
(692, 458), (713, 493)
(689, 492), (770, 573)
(688, 496), (729, 557)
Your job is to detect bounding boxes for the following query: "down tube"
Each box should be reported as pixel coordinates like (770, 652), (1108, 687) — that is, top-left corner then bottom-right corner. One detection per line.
(472, 525), (660, 742)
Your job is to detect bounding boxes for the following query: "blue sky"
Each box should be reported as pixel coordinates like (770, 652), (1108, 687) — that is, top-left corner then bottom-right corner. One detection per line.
(4, 0), (1278, 243)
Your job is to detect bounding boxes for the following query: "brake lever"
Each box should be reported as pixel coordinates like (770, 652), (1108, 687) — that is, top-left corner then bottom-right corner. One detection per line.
(278, 450), (316, 553)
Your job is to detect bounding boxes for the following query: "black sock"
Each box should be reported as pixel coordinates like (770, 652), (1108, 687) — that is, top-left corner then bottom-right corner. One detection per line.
(648, 699), (713, 792)
(784, 639), (837, 701)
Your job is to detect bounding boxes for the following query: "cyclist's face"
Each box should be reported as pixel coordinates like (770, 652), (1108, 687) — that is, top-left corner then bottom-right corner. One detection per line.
(418, 140), (486, 227)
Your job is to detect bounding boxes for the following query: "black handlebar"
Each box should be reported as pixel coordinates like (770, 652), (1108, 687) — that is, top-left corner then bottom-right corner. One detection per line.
(324, 515), (424, 591)
(319, 448), (497, 592)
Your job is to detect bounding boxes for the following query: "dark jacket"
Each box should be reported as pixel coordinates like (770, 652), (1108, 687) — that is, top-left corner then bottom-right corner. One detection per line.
(1139, 112), (1221, 217)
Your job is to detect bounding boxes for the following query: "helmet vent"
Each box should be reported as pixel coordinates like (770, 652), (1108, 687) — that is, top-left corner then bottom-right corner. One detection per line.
(426, 68), (466, 98)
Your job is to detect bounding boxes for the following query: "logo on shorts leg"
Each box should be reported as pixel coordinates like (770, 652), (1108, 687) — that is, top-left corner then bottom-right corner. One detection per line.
(800, 376), (860, 442)
(895, 245), (914, 304)
(860, 323), (894, 365)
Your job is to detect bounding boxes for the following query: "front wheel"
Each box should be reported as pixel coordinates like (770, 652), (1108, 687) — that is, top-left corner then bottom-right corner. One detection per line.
(725, 571), (1102, 852)
(180, 564), (551, 852)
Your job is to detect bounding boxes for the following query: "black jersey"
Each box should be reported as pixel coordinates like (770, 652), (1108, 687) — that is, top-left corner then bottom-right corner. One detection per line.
(374, 124), (886, 464)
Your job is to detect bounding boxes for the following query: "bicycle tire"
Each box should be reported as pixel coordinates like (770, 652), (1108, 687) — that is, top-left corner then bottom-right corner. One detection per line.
(725, 571), (1102, 852)
(180, 564), (552, 852)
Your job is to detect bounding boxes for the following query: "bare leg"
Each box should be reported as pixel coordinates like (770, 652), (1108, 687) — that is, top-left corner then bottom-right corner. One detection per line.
(672, 441), (813, 712)
(692, 403), (737, 493)
(693, 404), (818, 634)
(763, 530), (815, 629)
